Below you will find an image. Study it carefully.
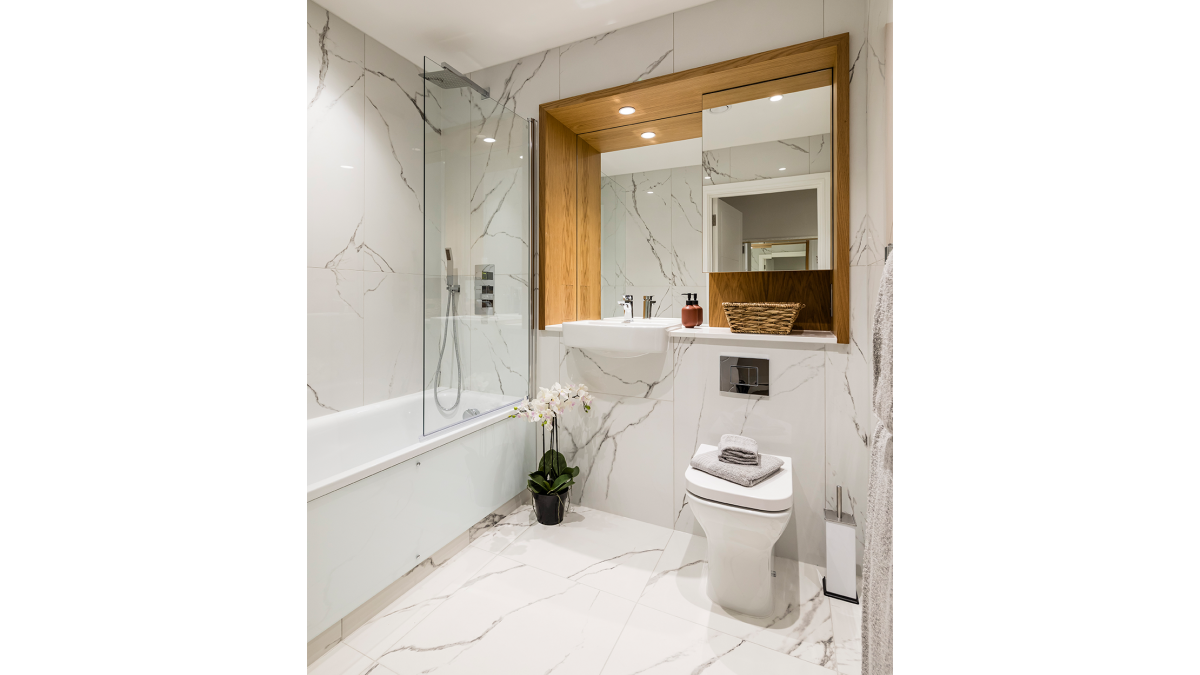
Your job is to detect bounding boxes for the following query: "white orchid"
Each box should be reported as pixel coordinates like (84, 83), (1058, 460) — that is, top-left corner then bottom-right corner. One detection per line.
(510, 382), (593, 425)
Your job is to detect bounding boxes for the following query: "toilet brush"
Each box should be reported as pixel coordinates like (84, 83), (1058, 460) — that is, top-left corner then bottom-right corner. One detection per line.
(823, 486), (859, 603)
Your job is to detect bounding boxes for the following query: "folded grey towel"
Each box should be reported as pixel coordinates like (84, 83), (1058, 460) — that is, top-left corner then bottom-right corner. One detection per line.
(718, 434), (758, 455)
(690, 450), (782, 487)
(718, 433), (759, 465)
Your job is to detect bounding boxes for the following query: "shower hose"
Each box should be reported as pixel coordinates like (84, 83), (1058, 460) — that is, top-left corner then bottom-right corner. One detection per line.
(433, 287), (462, 413)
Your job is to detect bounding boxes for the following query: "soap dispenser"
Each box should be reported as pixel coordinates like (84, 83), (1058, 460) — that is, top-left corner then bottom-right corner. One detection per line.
(681, 293), (703, 328)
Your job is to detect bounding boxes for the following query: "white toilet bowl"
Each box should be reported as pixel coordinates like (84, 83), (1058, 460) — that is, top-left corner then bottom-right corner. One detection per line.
(685, 444), (793, 617)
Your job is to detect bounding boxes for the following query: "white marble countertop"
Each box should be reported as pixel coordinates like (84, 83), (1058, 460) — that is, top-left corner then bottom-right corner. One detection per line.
(667, 325), (838, 344)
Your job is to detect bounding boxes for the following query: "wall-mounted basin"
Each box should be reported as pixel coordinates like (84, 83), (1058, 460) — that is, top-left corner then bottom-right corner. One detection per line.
(562, 317), (682, 356)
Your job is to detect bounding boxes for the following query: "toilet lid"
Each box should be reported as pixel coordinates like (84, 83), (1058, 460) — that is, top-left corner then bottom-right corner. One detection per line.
(685, 444), (793, 512)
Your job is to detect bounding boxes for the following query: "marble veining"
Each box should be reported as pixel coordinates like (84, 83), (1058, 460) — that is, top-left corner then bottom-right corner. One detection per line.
(316, 497), (858, 675)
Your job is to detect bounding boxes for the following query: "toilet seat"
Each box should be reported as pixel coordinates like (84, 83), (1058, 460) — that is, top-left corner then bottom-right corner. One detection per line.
(684, 443), (792, 512)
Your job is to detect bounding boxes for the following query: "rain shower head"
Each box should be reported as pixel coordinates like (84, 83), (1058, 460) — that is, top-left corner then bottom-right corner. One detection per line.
(421, 62), (490, 98)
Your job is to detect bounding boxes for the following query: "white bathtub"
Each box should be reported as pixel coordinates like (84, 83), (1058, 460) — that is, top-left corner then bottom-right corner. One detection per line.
(308, 388), (531, 642)
(308, 388), (517, 502)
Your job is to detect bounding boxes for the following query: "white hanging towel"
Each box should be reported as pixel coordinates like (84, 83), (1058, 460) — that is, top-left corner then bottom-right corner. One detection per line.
(862, 253), (892, 675)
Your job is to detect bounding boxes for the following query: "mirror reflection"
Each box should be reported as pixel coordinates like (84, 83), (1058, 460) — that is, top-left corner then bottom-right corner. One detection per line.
(598, 138), (703, 319)
(702, 80), (832, 272)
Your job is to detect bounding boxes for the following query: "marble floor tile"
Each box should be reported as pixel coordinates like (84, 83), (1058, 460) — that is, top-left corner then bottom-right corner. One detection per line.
(637, 531), (836, 670)
(829, 597), (863, 675)
(343, 546), (496, 659)
(308, 643), (395, 675)
(498, 506), (673, 601)
(468, 504), (536, 553)
(599, 604), (833, 675)
(376, 555), (634, 675)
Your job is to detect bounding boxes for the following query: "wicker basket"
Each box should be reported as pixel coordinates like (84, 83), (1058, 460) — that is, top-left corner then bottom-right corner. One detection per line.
(722, 302), (804, 335)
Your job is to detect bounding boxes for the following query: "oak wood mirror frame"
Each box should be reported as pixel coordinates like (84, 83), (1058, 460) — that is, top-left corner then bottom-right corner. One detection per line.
(538, 33), (850, 343)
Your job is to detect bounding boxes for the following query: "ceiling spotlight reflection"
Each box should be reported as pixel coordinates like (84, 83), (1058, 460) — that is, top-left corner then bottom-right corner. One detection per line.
(618, 106), (635, 115)
(340, 165), (354, 169)
(779, 167), (786, 171)
(484, 137), (496, 143)
(641, 132), (656, 139)
(769, 95), (783, 102)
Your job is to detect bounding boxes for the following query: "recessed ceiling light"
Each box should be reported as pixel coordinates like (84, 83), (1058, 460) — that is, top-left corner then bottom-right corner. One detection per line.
(779, 167), (786, 171)
(708, 105), (731, 114)
(340, 165), (354, 169)
(647, 191), (653, 194)
(619, 106), (635, 115)
(641, 132), (656, 139)
(769, 95), (783, 102)
(704, 176), (711, 180)
(519, 155), (524, 159)
(484, 137), (496, 143)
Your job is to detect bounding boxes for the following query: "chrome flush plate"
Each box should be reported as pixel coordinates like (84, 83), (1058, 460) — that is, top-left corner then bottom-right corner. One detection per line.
(719, 355), (770, 396)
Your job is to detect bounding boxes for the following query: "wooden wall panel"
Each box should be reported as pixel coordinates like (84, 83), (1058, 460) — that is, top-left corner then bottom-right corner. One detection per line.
(701, 70), (831, 109)
(708, 271), (832, 332)
(578, 113), (701, 153)
(539, 109), (578, 328)
(831, 34), (850, 342)
(576, 138), (602, 320)
(542, 38), (841, 135)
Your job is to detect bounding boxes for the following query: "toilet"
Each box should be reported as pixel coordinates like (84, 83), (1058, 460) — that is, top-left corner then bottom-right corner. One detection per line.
(685, 443), (793, 617)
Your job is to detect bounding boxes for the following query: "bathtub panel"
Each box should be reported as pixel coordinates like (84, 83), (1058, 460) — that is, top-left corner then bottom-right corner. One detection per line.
(308, 416), (532, 641)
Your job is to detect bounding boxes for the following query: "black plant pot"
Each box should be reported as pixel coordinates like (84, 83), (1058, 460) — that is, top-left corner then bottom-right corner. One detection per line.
(533, 490), (568, 525)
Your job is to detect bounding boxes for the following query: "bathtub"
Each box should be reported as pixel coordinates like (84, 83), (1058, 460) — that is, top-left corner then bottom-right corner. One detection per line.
(308, 388), (532, 642)
(308, 388), (519, 501)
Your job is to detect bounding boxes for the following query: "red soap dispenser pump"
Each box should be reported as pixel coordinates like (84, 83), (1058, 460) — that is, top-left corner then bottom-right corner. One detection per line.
(681, 293), (703, 328)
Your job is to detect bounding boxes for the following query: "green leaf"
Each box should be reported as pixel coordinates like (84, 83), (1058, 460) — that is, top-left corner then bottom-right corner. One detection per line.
(550, 474), (574, 492)
(568, 466), (580, 478)
(528, 473), (553, 493)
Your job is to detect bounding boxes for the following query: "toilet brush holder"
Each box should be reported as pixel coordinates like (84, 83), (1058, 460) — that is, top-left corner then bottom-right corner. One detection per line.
(823, 486), (859, 604)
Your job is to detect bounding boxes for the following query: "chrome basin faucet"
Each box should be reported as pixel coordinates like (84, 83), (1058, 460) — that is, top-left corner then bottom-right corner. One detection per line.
(618, 294), (634, 321)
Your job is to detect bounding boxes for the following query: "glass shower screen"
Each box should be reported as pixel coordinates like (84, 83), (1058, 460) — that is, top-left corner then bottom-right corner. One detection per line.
(422, 58), (532, 436)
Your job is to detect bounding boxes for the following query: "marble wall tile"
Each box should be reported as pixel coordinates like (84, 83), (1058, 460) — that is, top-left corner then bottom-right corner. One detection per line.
(558, 394), (675, 528)
(624, 285), (707, 322)
(558, 15), (674, 99)
(535, 332), (560, 390)
(673, 0), (823, 71)
(729, 136), (812, 181)
(671, 338), (827, 566)
(469, 165), (530, 277)
(601, 176), (628, 290)
(858, 0), (890, 266)
(561, 346), (673, 401)
(308, 1), (365, 271)
(809, 132), (833, 173)
(468, 49), (559, 123)
(363, 272), (423, 406)
(309, 268), (364, 418)
(467, 274), (529, 400)
(364, 37), (425, 275)
(670, 166), (704, 287)
(822, 0), (871, 271)
(702, 148), (733, 185)
(624, 169), (675, 286)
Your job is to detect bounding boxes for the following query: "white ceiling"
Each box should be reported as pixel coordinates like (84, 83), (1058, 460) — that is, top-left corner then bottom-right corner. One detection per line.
(703, 85), (831, 150)
(320, 0), (716, 73)
(601, 138), (702, 176)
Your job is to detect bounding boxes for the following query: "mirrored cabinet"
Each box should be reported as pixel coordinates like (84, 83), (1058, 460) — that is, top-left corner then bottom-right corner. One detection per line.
(537, 34), (850, 342)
